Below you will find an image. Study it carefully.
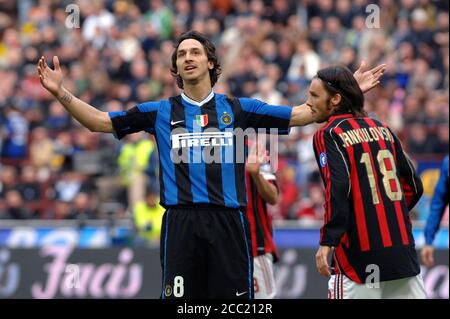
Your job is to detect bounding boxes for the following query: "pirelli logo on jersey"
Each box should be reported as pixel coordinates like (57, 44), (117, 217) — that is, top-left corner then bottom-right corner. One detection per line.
(170, 127), (281, 166)
(338, 126), (394, 148)
(171, 131), (233, 149)
(170, 129), (235, 164)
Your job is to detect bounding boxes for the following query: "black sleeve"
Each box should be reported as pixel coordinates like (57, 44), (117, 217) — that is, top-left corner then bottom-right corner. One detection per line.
(313, 129), (351, 246)
(108, 102), (159, 140)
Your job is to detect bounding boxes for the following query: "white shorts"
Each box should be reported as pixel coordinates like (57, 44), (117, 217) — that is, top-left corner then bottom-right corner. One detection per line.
(328, 273), (427, 299)
(253, 253), (276, 299)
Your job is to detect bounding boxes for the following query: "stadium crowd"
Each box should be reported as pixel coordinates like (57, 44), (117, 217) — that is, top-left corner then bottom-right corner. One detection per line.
(0, 0), (448, 224)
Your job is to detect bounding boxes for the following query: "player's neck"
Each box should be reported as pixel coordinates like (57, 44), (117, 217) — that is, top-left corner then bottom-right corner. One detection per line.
(182, 80), (213, 103)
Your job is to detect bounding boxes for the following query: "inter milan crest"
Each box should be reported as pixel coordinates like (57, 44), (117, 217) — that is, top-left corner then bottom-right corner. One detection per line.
(196, 114), (208, 127)
(220, 112), (233, 125)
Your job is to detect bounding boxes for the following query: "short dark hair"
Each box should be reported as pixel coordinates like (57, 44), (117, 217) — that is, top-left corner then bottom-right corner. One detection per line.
(316, 65), (366, 117)
(170, 30), (222, 89)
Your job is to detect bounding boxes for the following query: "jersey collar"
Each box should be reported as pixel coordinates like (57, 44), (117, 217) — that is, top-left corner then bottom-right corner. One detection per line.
(181, 91), (214, 107)
(327, 113), (354, 122)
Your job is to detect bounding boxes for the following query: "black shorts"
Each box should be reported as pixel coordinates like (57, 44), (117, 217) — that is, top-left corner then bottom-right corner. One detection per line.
(159, 206), (254, 299)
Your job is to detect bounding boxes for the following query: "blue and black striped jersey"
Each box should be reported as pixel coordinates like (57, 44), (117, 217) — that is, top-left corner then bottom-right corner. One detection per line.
(109, 92), (292, 208)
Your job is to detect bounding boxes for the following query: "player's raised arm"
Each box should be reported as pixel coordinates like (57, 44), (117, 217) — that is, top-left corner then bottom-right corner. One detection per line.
(37, 55), (113, 133)
(289, 62), (386, 127)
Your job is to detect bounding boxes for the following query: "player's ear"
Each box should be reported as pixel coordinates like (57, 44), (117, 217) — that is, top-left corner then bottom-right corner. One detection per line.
(208, 61), (214, 70)
(331, 94), (342, 107)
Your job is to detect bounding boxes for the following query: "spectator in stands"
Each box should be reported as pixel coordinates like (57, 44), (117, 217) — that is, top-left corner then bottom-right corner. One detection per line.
(3, 189), (33, 219)
(117, 132), (156, 210)
(296, 185), (324, 221)
(277, 164), (299, 219)
(288, 40), (320, 81)
(45, 100), (71, 131)
(251, 78), (283, 106)
(67, 192), (97, 220)
(0, 166), (18, 197)
(81, 0), (115, 48)
(1, 107), (29, 162)
(16, 165), (41, 215)
(29, 127), (56, 173)
(133, 186), (165, 246)
(50, 199), (72, 220)
(142, 0), (174, 40)
(408, 123), (439, 154)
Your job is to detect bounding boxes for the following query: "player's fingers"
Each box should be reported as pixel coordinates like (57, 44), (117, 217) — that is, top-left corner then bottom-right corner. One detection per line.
(371, 81), (380, 88)
(373, 68), (385, 79)
(38, 62), (47, 75)
(371, 64), (386, 75)
(38, 56), (45, 69)
(370, 64), (384, 73)
(422, 250), (433, 267)
(322, 256), (330, 276)
(373, 66), (385, 75)
(357, 60), (366, 72)
(42, 56), (49, 69)
(316, 253), (330, 277)
(319, 264), (330, 277)
(373, 73), (383, 82)
(37, 67), (45, 79)
(53, 55), (61, 71)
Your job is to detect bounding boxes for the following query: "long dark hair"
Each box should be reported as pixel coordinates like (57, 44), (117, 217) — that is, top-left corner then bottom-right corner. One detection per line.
(316, 65), (366, 117)
(170, 30), (222, 89)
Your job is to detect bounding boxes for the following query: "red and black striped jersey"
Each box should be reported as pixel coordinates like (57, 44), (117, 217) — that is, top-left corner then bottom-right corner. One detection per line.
(313, 113), (423, 283)
(246, 164), (279, 262)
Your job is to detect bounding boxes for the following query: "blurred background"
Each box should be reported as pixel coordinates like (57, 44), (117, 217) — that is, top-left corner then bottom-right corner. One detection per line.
(0, 0), (448, 299)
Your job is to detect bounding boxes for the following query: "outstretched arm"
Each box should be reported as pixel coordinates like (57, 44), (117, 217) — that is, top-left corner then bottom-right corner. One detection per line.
(289, 62), (386, 127)
(37, 56), (113, 133)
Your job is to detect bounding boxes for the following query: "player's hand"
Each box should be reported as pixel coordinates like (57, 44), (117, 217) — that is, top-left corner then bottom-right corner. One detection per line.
(315, 245), (332, 277)
(246, 141), (268, 176)
(37, 56), (63, 96)
(421, 245), (435, 268)
(353, 61), (386, 93)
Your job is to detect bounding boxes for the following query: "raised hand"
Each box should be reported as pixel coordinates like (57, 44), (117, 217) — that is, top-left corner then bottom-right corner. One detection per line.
(246, 140), (269, 175)
(353, 61), (386, 93)
(37, 56), (63, 96)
